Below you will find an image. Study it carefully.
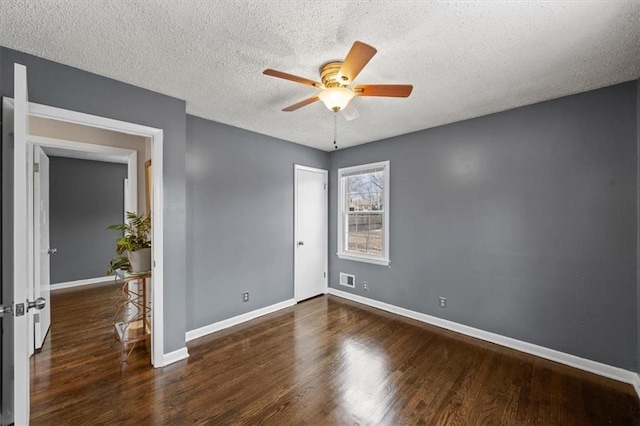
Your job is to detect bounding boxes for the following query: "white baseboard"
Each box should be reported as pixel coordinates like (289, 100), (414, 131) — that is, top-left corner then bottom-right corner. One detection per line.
(51, 276), (113, 290)
(162, 347), (189, 366)
(186, 298), (296, 342)
(328, 287), (639, 391)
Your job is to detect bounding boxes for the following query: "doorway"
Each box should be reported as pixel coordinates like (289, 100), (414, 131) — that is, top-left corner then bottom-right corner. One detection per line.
(18, 100), (166, 369)
(26, 125), (143, 355)
(294, 165), (328, 302)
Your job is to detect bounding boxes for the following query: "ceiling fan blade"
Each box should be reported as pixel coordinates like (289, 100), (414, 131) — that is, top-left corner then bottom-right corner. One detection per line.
(282, 96), (319, 112)
(341, 102), (360, 121)
(353, 84), (413, 97)
(263, 69), (321, 87)
(338, 41), (377, 84)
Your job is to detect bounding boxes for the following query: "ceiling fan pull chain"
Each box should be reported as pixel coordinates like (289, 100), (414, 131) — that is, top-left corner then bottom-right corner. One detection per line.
(333, 112), (338, 150)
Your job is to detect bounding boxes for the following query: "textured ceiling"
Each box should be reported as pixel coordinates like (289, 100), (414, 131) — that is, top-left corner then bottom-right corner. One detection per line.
(1, 1), (639, 151)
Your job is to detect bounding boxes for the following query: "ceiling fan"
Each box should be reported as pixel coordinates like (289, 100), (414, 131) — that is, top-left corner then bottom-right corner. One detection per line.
(263, 41), (413, 118)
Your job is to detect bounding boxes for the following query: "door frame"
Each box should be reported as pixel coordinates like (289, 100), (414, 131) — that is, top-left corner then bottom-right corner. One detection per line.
(293, 164), (328, 302)
(27, 136), (138, 351)
(6, 98), (165, 368)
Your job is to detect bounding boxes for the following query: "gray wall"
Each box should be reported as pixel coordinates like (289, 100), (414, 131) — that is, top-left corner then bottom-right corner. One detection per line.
(0, 47), (187, 353)
(185, 116), (328, 330)
(49, 157), (127, 283)
(1, 44), (638, 373)
(329, 81), (638, 370)
(637, 77), (640, 374)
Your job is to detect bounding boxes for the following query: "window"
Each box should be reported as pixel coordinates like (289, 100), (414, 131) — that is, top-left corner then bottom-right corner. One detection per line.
(337, 161), (390, 266)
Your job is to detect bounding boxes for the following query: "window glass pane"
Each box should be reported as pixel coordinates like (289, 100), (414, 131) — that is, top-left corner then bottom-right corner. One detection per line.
(347, 193), (354, 211)
(347, 234), (358, 252)
(355, 194), (364, 211)
(361, 192), (382, 211)
(367, 236), (383, 255)
(367, 171), (383, 193)
(371, 192), (382, 211)
(347, 174), (365, 193)
(347, 213), (358, 251)
(346, 213), (383, 255)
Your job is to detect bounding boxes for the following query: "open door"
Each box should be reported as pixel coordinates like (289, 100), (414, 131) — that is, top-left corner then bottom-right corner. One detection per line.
(1, 96), (18, 426)
(34, 146), (52, 350)
(1, 63), (47, 425)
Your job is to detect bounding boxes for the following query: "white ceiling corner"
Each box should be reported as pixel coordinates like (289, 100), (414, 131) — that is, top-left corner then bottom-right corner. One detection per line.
(1, 1), (639, 151)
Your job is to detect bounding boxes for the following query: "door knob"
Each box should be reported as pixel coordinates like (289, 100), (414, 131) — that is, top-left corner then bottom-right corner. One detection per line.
(298, 241), (304, 246)
(26, 297), (46, 312)
(48, 248), (57, 255)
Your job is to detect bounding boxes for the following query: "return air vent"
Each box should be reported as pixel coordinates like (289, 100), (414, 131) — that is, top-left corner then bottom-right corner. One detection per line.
(340, 273), (355, 288)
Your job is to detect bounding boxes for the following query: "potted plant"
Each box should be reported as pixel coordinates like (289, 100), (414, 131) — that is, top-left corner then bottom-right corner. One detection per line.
(107, 211), (152, 275)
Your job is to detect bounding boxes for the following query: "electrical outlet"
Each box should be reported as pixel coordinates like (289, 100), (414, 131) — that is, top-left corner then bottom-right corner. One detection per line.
(243, 291), (249, 302)
(439, 297), (447, 308)
(363, 281), (369, 291)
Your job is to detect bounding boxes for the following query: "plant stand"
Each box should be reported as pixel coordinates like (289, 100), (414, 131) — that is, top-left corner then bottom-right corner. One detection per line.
(114, 272), (151, 361)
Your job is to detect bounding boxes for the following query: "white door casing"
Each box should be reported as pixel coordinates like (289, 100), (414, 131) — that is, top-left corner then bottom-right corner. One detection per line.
(124, 178), (130, 222)
(24, 101), (165, 367)
(34, 146), (52, 350)
(294, 165), (328, 302)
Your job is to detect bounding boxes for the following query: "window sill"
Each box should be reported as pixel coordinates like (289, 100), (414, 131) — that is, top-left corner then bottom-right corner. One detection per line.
(336, 252), (390, 266)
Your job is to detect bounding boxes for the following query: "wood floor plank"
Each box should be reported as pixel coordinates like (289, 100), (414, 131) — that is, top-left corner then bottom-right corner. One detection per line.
(30, 283), (640, 425)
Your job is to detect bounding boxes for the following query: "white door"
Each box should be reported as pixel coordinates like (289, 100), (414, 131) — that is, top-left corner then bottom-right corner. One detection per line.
(34, 146), (52, 350)
(294, 165), (328, 302)
(1, 63), (40, 426)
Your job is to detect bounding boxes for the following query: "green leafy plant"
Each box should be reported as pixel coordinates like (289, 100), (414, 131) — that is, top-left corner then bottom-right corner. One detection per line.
(106, 211), (151, 275)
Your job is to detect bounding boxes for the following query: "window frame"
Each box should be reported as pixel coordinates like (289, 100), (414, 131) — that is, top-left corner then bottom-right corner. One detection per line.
(337, 160), (390, 266)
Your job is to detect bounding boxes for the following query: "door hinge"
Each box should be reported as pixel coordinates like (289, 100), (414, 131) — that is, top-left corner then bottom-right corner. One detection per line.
(34, 163), (40, 173)
(324, 272), (326, 278)
(0, 304), (13, 318)
(324, 183), (327, 190)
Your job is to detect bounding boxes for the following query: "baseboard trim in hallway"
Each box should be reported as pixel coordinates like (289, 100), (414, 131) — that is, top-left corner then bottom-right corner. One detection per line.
(186, 298), (296, 342)
(51, 276), (113, 290)
(328, 287), (639, 396)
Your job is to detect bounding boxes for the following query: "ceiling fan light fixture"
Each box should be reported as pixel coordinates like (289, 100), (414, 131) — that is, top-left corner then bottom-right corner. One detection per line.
(318, 87), (355, 112)
(264, 41), (412, 116)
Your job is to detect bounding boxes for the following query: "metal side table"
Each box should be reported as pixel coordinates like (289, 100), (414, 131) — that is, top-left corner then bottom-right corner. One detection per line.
(114, 272), (151, 361)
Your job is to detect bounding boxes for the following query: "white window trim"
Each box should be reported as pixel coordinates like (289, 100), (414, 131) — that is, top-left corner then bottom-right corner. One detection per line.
(337, 160), (390, 266)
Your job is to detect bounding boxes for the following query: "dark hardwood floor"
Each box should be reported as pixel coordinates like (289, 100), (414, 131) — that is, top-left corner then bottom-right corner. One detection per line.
(31, 283), (639, 425)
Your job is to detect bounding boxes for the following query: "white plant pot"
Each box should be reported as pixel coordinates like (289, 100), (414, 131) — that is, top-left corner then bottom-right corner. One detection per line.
(128, 248), (151, 273)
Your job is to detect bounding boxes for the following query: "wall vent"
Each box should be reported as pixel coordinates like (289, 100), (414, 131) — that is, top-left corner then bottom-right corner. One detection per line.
(339, 273), (355, 288)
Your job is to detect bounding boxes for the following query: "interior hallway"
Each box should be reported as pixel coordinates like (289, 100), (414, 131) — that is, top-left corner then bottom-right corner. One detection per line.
(31, 282), (640, 424)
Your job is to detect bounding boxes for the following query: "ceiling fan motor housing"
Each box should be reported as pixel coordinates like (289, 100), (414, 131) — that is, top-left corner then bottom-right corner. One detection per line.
(320, 61), (349, 87)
